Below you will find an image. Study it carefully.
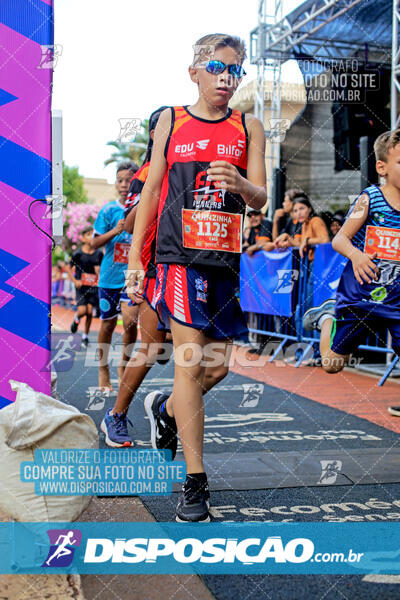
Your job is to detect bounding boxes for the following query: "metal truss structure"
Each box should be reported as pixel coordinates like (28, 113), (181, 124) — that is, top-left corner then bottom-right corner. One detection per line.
(250, 0), (397, 206)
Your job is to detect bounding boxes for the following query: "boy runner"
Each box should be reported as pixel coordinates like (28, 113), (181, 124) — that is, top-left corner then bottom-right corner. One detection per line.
(126, 34), (267, 522)
(101, 107), (171, 447)
(303, 130), (400, 414)
(67, 226), (103, 346)
(92, 161), (139, 391)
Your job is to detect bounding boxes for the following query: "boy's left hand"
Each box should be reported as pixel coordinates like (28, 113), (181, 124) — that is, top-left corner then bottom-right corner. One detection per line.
(207, 161), (244, 194)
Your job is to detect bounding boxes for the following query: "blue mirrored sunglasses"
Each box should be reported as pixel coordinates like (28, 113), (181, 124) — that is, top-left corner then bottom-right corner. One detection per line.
(204, 60), (246, 78)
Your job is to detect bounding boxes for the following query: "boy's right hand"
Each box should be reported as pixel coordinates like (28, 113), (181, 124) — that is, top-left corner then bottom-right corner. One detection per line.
(351, 251), (379, 285)
(125, 261), (145, 303)
(113, 219), (125, 236)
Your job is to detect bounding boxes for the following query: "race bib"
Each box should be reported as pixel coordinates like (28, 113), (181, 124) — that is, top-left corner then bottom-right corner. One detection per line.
(113, 242), (130, 264)
(182, 209), (242, 253)
(364, 225), (400, 262)
(81, 273), (98, 286)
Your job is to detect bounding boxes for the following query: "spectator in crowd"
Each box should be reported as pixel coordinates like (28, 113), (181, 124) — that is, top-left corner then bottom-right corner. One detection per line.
(275, 197), (329, 255)
(242, 209), (275, 255)
(319, 210), (334, 236)
(272, 188), (304, 241)
(329, 211), (345, 237)
(294, 197), (330, 259)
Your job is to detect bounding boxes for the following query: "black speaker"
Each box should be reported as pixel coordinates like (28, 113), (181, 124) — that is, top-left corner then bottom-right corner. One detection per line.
(271, 167), (286, 214)
(360, 135), (379, 189)
(331, 66), (390, 172)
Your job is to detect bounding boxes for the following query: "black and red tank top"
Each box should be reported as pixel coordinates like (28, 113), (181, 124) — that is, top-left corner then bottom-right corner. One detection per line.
(156, 105), (248, 270)
(124, 162), (157, 278)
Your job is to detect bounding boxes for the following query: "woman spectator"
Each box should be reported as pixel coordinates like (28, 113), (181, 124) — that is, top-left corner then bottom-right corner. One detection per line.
(272, 188), (304, 241)
(275, 197), (329, 255)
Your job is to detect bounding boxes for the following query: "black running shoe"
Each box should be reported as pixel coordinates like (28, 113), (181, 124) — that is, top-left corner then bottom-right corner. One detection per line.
(81, 336), (89, 347)
(144, 391), (177, 460)
(176, 474), (210, 523)
(70, 317), (79, 333)
(388, 406), (400, 417)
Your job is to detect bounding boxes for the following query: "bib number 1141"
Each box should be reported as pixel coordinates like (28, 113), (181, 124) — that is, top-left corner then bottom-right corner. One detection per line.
(365, 225), (400, 261)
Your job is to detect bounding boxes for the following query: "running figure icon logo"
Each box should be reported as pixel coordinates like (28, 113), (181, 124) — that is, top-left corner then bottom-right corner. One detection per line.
(42, 529), (82, 568)
(239, 384), (264, 408)
(86, 386), (110, 411)
(318, 460), (343, 485)
(274, 269), (299, 294)
(42, 333), (81, 373)
(38, 44), (63, 69)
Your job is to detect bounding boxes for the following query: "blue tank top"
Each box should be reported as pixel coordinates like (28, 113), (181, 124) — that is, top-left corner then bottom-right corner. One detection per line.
(336, 185), (400, 318)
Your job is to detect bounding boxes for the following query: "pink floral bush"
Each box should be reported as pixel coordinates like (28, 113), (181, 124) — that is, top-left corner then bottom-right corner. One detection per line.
(64, 203), (100, 246)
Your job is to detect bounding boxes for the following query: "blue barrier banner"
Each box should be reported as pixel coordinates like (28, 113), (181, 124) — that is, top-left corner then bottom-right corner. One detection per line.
(2, 522), (400, 574)
(313, 244), (348, 306)
(240, 250), (294, 316)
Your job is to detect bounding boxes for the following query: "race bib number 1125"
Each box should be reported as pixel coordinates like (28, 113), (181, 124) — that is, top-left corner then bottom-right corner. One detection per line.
(182, 209), (242, 253)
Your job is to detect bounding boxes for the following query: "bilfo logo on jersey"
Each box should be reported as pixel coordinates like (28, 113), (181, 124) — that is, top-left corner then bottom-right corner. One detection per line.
(192, 170), (226, 209)
(42, 529), (82, 567)
(217, 139), (245, 158)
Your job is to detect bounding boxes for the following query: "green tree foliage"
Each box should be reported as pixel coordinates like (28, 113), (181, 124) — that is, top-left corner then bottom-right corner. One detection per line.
(63, 162), (88, 205)
(104, 119), (149, 166)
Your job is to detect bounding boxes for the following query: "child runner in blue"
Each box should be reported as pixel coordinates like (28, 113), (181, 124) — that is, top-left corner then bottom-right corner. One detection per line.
(303, 129), (400, 414)
(92, 161), (139, 391)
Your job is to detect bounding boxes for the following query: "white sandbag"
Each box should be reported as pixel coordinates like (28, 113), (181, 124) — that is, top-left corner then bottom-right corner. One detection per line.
(0, 380), (99, 522)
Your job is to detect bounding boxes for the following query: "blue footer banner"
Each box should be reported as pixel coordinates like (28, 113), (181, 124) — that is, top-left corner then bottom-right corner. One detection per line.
(2, 522), (400, 574)
(240, 250), (294, 316)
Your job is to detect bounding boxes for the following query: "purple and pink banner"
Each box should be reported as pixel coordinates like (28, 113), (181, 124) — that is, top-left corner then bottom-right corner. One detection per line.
(0, 0), (53, 406)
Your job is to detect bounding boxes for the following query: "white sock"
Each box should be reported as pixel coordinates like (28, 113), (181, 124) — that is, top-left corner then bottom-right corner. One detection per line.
(317, 313), (333, 329)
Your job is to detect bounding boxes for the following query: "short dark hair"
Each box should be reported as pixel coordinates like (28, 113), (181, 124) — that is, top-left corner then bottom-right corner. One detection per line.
(285, 188), (308, 203)
(81, 226), (93, 236)
(293, 196), (315, 218)
(143, 106), (170, 165)
(116, 161), (139, 175)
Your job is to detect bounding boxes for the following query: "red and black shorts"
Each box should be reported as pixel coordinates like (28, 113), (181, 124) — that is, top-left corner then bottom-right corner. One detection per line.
(153, 263), (248, 340)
